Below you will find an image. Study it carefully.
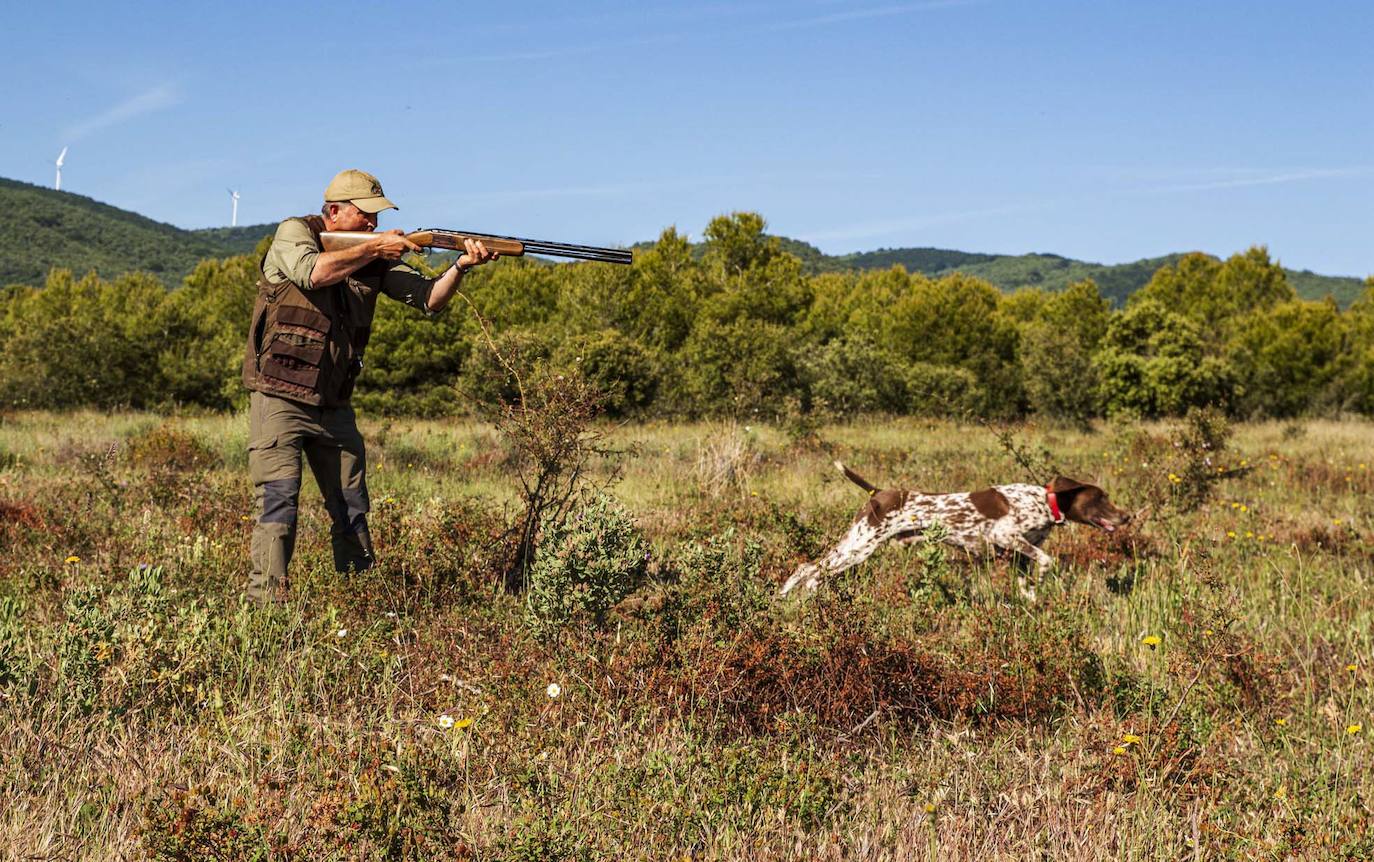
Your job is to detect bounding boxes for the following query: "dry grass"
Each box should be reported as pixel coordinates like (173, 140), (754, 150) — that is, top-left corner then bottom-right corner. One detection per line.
(0, 411), (1372, 859)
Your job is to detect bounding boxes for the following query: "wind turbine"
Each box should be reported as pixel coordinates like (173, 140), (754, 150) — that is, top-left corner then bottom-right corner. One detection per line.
(227, 188), (240, 227)
(55, 147), (68, 191)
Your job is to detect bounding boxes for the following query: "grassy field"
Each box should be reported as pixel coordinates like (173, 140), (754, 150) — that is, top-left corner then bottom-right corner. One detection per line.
(1, 410), (1371, 860)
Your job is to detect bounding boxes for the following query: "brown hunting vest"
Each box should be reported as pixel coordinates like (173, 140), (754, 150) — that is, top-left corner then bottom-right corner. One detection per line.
(242, 216), (389, 407)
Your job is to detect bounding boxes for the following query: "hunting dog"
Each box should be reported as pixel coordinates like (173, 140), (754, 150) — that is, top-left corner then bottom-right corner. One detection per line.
(780, 462), (1132, 599)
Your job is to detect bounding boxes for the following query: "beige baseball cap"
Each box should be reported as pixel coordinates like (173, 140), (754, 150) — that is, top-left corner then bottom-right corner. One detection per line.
(323, 169), (397, 213)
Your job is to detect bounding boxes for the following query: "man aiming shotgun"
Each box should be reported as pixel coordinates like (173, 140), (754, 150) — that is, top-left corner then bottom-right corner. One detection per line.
(241, 168), (630, 606)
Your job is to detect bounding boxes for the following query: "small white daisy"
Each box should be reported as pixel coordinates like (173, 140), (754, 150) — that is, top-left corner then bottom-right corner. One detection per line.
(437, 714), (455, 729)
(546, 683), (562, 699)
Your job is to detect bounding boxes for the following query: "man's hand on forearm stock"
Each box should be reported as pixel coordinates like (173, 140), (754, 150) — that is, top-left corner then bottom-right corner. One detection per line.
(310, 229), (420, 287)
(427, 238), (499, 312)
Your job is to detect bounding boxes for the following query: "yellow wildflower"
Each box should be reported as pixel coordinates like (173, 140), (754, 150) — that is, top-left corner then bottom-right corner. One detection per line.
(1275, 717), (1287, 727)
(456, 717), (474, 729)
(1142, 635), (1161, 649)
(1122, 733), (1141, 745)
(1347, 724), (1362, 735)
(1239, 505), (1248, 513)
(1113, 746), (1127, 756)
(923, 802), (936, 814)
(1226, 531), (1236, 539)
(65, 555), (80, 564)
(1348, 664), (1358, 672)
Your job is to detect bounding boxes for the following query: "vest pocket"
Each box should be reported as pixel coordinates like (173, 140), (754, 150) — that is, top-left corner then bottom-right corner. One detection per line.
(261, 305), (330, 392)
(261, 334), (325, 389)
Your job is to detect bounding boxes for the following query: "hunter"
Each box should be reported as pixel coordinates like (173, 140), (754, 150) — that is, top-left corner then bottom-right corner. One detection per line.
(241, 169), (496, 606)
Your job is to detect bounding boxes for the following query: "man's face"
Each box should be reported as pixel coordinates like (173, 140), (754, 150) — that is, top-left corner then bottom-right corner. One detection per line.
(325, 202), (377, 232)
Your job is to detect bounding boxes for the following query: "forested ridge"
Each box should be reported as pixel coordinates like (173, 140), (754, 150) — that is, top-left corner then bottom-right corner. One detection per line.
(3, 208), (1373, 421)
(2, 176), (1363, 303)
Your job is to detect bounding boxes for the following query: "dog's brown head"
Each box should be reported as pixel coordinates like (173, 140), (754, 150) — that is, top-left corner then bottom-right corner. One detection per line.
(1049, 477), (1131, 532)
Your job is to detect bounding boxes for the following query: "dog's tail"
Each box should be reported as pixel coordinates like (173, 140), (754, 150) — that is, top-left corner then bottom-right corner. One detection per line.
(834, 461), (880, 494)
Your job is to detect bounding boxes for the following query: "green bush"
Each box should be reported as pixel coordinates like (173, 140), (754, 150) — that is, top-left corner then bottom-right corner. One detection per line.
(525, 491), (649, 641)
(673, 318), (804, 418)
(903, 362), (984, 417)
(457, 328), (553, 413)
(555, 330), (660, 418)
(802, 335), (907, 416)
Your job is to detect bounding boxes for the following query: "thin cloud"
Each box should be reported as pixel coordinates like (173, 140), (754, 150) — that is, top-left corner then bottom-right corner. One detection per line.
(1142, 167), (1373, 194)
(62, 84), (181, 142)
(770, 0), (979, 31)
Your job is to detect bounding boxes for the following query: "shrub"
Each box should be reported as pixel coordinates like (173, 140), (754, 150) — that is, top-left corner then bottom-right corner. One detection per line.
(673, 318), (804, 418)
(125, 425), (220, 474)
(903, 362), (984, 417)
(525, 491), (649, 642)
(655, 529), (768, 643)
(554, 330), (660, 418)
(457, 328), (552, 414)
(802, 335), (907, 416)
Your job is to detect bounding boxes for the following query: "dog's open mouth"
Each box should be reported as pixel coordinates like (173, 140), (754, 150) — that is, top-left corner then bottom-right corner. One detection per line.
(1094, 518), (1119, 533)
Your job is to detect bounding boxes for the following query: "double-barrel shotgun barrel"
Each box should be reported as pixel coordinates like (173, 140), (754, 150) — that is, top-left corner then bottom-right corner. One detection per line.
(320, 228), (633, 265)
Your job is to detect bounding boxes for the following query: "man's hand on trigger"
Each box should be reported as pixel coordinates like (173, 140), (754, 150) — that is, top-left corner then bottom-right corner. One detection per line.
(372, 229), (421, 261)
(457, 238), (499, 270)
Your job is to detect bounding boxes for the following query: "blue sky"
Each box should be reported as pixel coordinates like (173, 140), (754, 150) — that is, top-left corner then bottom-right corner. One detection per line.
(4, 1), (1371, 275)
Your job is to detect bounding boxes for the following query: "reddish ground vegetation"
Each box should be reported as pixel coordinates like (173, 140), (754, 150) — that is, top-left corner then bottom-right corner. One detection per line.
(600, 618), (1097, 736)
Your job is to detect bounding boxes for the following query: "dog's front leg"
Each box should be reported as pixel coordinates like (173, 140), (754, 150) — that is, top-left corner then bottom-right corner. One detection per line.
(998, 536), (1054, 602)
(781, 518), (891, 595)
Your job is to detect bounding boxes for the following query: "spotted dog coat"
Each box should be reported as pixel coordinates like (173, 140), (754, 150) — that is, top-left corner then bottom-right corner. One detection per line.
(780, 462), (1131, 597)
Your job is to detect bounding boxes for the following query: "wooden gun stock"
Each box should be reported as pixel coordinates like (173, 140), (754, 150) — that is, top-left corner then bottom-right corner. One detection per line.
(320, 229), (632, 265)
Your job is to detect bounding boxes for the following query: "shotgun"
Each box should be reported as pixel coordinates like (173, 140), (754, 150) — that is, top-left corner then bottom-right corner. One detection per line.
(320, 228), (633, 265)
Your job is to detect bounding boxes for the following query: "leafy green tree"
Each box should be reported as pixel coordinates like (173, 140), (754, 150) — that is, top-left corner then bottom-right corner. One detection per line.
(673, 318), (802, 418)
(0, 269), (166, 409)
(353, 290), (473, 417)
(882, 272), (1023, 417)
(1132, 247), (1294, 338)
(1093, 299), (1232, 418)
(1019, 280), (1110, 421)
(799, 267), (902, 344)
(801, 334), (908, 416)
(698, 213), (811, 327)
(1329, 279), (1374, 413)
(1225, 299), (1343, 417)
(553, 330), (659, 418)
(153, 255), (259, 410)
(618, 228), (703, 351)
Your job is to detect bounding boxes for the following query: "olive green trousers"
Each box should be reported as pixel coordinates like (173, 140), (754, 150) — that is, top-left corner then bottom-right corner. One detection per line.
(247, 391), (374, 605)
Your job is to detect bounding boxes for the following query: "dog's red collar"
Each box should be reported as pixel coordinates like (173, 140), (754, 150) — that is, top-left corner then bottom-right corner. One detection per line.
(1046, 486), (1065, 524)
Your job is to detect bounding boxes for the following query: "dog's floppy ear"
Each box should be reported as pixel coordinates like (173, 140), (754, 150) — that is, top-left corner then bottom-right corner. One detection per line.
(1048, 476), (1087, 495)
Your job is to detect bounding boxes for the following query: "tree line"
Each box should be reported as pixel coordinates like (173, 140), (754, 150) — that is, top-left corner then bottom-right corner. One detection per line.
(2, 211), (1372, 421)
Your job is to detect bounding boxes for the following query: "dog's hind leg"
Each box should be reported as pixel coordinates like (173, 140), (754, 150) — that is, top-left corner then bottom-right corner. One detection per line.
(781, 519), (894, 595)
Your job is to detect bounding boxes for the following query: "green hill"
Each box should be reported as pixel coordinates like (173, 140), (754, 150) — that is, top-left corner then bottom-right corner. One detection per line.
(0, 177), (273, 288)
(0, 176), (1364, 305)
(774, 237), (1364, 306)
